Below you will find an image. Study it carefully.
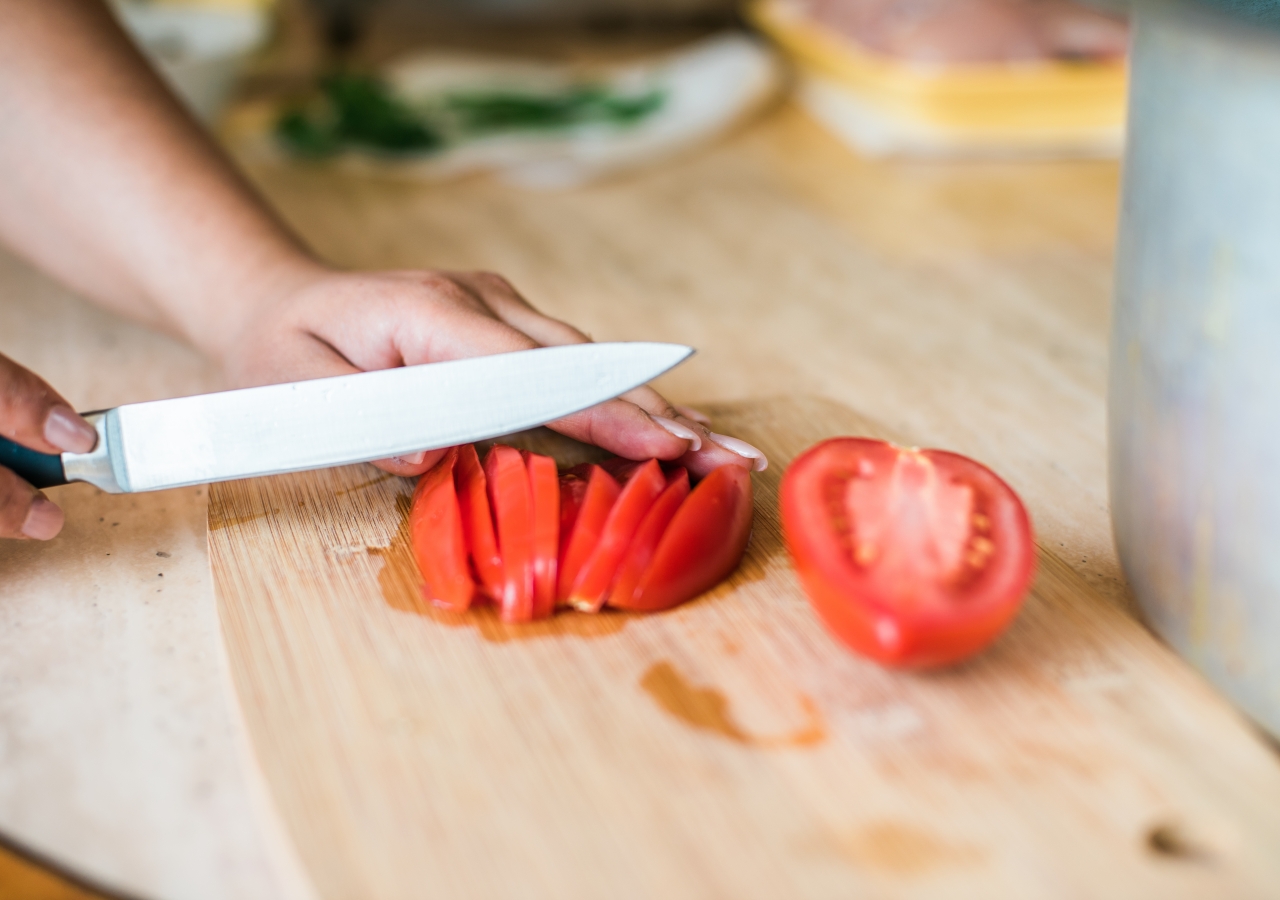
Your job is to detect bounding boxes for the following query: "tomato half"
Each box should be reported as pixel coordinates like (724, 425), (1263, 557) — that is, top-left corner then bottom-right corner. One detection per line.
(567, 459), (666, 612)
(556, 464), (621, 604)
(780, 438), (1035, 667)
(614, 464), (753, 612)
(408, 447), (474, 612)
(524, 450), (560, 620)
(485, 445), (534, 622)
(607, 467), (690, 609)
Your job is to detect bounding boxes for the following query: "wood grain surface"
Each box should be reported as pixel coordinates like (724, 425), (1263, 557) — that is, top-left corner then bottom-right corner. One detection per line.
(210, 76), (1280, 894)
(211, 396), (1280, 899)
(0, 249), (315, 900)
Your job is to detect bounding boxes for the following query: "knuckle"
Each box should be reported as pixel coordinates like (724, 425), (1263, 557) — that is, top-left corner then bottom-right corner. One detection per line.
(0, 468), (35, 538)
(472, 271), (514, 292)
(0, 353), (58, 431)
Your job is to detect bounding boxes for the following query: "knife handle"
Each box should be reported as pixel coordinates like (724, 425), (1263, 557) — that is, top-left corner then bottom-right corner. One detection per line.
(0, 436), (68, 490)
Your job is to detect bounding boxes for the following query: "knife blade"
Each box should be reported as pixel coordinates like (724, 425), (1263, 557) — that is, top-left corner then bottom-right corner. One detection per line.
(0, 342), (692, 494)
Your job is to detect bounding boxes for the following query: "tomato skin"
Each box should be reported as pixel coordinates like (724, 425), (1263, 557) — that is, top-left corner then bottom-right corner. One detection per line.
(780, 438), (1036, 668)
(567, 459), (666, 612)
(556, 464), (621, 604)
(607, 468), (690, 609)
(485, 445), (535, 623)
(524, 451), (560, 620)
(408, 448), (474, 612)
(455, 444), (503, 600)
(618, 464), (754, 613)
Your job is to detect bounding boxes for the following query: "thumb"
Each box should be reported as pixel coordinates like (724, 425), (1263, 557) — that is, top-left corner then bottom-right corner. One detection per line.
(0, 353), (97, 455)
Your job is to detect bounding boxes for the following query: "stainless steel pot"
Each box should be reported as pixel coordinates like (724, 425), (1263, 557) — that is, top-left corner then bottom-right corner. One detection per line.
(1112, 0), (1280, 736)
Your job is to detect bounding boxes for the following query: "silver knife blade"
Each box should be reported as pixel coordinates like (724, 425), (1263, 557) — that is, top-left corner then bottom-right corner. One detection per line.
(63, 342), (692, 493)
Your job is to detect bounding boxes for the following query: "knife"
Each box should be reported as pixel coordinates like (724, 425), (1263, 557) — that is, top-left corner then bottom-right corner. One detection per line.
(0, 342), (692, 494)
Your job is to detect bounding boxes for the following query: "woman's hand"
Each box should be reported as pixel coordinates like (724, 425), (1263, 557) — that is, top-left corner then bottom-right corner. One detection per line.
(0, 354), (98, 540)
(0, 2), (767, 494)
(219, 266), (768, 479)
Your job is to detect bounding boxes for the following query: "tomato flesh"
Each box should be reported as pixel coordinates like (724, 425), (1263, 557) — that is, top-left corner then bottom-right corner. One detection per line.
(567, 459), (666, 612)
(524, 450), (560, 620)
(556, 464), (621, 604)
(618, 464), (753, 612)
(780, 438), (1035, 667)
(408, 447), (474, 612)
(454, 443), (503, 600)
(607, 468), (690, 609)
(485, 445), (535, 622)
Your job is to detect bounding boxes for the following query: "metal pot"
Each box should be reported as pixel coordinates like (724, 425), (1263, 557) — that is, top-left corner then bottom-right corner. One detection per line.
(1111, 0), (1280, 736)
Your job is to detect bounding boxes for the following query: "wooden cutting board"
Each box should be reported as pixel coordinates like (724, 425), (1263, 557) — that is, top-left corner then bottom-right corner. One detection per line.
(210, 394), (1280, 900)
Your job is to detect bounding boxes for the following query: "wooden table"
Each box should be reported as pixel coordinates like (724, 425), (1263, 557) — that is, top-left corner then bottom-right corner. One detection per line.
(212, 98), (1280, 898)
(4, 81), (1280, 897)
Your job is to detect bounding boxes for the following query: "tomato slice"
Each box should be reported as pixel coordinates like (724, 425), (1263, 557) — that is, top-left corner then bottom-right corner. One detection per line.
(780, 438), (1036, 668)
(484, 445), (535, 622)
(598, 457), (646, 483)
(567, 458), (666, 612)
(556, 464), (621, 605)
(524, 450), (560, 620)
(454, 443), (503, 600)
(616, 464), (753, 612)
(408, 447), (475, 612)
(606, 467), (690, 609)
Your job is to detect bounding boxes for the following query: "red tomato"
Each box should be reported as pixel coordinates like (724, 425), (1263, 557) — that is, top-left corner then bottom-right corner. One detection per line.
(485, 445), (535, 622)
(607, 467), (690, 609)
(410, 446), (758, 624)
(780, 438), (1035, 668)
(615, 464), (753, 612)
(454, 444), (503, 600)
(408, 447), (474, 612)
(567, 459), (666, 612)
(524, 450), (560, 620)
(556, 464), (621, 604)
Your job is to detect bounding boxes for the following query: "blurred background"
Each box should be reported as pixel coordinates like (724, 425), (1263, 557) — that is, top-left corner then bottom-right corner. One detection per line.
(108, 0), (1131, 181)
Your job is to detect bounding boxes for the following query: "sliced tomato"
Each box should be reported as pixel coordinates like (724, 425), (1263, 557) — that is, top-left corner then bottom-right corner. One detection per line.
(780, 438), (1035, 668)
(408, 447), (474, 612)
(606, 467), (690, 609)
(615, 464), (753, 612)
(598, 457), (645, 483)
(524, 450), (560, 620)
(567, 458), (666, 612)
(484, 445), (535, 622)
(556, 464), (621, 604)
(454, 443), (503, 600)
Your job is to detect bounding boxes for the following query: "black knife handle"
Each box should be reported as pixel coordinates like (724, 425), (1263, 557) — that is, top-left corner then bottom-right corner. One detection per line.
(0, 435), (68, 489)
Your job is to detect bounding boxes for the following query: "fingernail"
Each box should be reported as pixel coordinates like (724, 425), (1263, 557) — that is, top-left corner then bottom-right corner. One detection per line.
(44, 406), (98, 454)
(396, 451), (427, 466)
(22, 495), (64, 540)
(674, 405), (712, 425)
(651, 415), (701, 451)
(709, 433), (769, 472)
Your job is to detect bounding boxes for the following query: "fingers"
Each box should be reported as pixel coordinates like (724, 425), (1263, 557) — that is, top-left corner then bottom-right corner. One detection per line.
(0, 353), (97, 455)
(446, 274), (763, 473)
(548, 394), (768, 479)
(447, 271), (591, 349)
(0, 467), (63, 540)
(369, 448), (448, 479)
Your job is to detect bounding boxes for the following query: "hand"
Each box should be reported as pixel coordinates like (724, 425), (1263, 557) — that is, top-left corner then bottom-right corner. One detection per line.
(218, 266), (768, 479)
(0, 353), (98, 540)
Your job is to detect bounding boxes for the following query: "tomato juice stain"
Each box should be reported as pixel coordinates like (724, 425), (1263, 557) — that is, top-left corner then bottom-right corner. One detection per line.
(371, 490), (631, 642)
(639, 661), (826, 748)
(839, 822), (983, 874)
